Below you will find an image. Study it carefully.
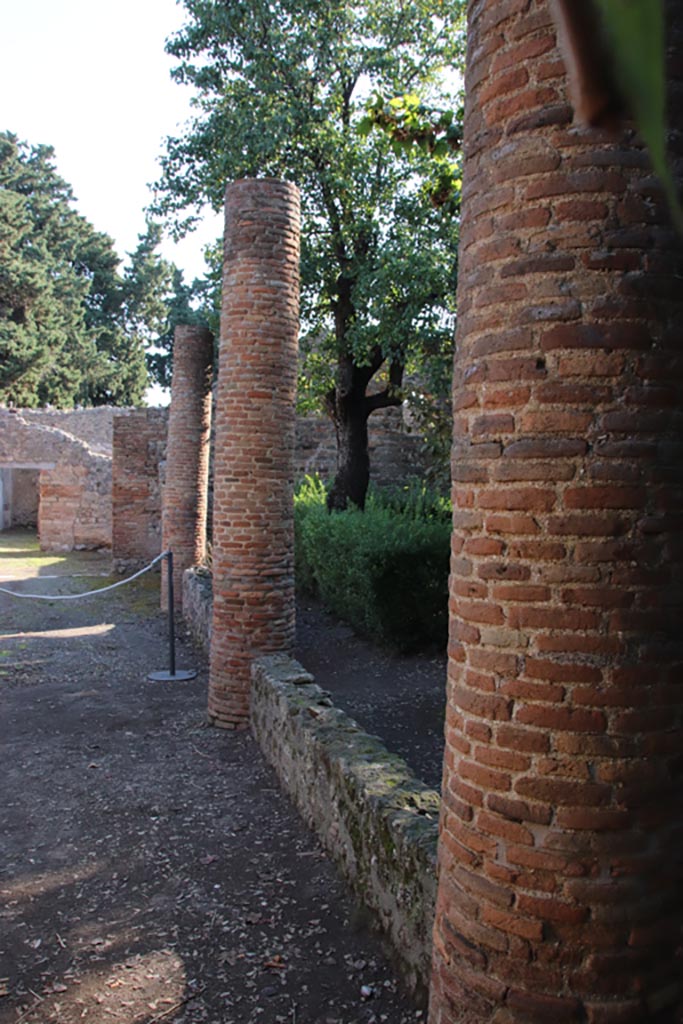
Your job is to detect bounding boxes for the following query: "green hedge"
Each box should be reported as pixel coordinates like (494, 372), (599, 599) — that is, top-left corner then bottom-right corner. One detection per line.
(294, 477), (451, 653)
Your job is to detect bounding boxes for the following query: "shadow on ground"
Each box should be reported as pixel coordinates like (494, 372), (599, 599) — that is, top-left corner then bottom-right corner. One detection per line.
(0, 530), (425, 1024)
(295, 599), (446, 792)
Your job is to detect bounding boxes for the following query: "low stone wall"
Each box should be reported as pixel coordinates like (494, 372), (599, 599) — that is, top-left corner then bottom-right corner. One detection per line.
(181, 568), (439, 992)
(251, 654), (439, 997)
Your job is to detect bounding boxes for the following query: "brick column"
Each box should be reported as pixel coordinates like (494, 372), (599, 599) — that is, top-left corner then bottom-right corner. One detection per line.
(430, 4), (683, 1024)
(161, 324), (213, 612)
(208, 179), (300, 729)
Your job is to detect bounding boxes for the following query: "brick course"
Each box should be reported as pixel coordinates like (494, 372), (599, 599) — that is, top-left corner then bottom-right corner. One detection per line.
(208, 179), (300, 729)
(161, 324), (213, 611)
(429, 2), (683, 1022)
(111, 409), (168, 568)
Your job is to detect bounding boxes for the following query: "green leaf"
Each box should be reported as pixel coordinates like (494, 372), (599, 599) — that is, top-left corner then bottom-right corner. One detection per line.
(595, 0), (683, 231)
(154, 0), (466, 506)
(356, 116), (374, 138)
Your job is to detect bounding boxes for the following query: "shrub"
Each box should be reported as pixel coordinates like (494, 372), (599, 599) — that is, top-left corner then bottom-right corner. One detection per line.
(293, 474), (328, 594)
(366, 479), (451, 523)
(294, 476), (450, 652)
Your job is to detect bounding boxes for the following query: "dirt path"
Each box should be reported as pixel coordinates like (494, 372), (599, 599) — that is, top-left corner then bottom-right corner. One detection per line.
(295, 601), (446, 792)
(0, 530), (423, 1024)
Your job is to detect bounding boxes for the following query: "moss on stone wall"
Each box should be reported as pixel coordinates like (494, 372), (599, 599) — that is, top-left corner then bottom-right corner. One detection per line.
(250, 653), (439, 997)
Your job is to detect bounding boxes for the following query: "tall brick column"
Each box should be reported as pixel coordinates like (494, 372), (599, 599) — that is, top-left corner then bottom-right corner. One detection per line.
(161, 324), (214, 612)
(430, 3), (683, 1023)
(208, 179), (300, 729)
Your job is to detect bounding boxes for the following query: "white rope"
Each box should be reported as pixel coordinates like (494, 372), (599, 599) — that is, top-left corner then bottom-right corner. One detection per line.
(0, 551), (169, 601)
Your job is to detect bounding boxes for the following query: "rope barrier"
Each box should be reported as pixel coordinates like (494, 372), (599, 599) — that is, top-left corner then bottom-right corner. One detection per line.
(1, 547), (196, 680)
(0, 551), (169, 601)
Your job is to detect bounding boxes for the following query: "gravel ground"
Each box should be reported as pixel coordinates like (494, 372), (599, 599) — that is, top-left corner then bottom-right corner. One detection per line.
(0, 530), (429, 1024)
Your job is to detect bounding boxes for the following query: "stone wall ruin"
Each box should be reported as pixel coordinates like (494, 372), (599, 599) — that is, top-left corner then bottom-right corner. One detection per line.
(111, 409), (169, 568)
(0, 407), (112, 549)
(1, 401), (429, 556)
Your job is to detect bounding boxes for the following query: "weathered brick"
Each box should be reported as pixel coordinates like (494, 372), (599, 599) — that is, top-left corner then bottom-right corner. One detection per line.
(496, 724), (550, 754)
(476, 810), (534, 847)
(112, 410), (168, 566)
(485, 512), (544, 536)
(487, 793), (552, 825)
(520, 410), (593, 434)
(208, 180), (300, 729)
(478, 486), (556, 511)
(460, 759), (512, 792)
(161, 325), (213, 611)
(431, 1), (683, 1021)
(481, 904), (543, 941)
(514, 776), (611, 806)
(516, 893), (588, 925)
(564, 486), (646, 510)
(506, 989), (584, 1022)
(477, 561), (529, 580)
(514, 705), (607, 734)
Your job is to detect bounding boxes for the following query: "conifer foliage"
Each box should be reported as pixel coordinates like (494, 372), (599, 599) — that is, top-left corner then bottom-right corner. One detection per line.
(0, 132), (170, 407)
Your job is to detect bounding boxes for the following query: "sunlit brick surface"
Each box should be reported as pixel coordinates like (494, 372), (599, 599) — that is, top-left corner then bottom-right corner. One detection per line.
(208, 179), (300, 729)
(112, 410), (168, 568)
(429, 2), (683, 1022)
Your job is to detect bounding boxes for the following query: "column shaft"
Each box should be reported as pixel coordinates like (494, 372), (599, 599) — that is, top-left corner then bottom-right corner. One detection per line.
(208, 178), (300, 728)
(430, 2), (683, 1022)
(161, 324), (213, 612)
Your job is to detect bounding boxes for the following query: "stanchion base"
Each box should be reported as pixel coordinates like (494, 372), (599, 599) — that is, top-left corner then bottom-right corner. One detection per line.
(148, 669), (198, 682)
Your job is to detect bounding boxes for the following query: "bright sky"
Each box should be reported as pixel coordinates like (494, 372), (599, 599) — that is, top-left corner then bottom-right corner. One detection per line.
(2, 0), (223, 282)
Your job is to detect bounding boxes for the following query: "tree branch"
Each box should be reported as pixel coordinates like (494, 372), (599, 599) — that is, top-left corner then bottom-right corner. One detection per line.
(363, 359), (404, 414)
(364, 388), (403, 414)
(353, 344), (385, 395)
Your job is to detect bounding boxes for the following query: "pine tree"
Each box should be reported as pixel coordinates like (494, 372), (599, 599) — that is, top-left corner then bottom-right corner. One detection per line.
(0, 133), (176, 408)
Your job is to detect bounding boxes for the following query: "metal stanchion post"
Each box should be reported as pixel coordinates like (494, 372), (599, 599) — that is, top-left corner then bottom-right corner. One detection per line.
(148, 551), (197, 682)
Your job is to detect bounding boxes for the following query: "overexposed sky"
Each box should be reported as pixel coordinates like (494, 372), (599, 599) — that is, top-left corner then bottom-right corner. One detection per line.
(2, 0), (222, 281)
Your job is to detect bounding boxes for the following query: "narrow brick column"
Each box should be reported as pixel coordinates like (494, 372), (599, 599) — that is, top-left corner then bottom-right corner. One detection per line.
(161, 324), (213, 612)
(430, 3), (683, 1023)
(208, 179), (300, 729)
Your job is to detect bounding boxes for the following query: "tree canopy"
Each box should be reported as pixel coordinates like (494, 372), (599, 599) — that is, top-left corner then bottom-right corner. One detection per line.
(0, 132), (185, 408)
(153, 0), (466, 506)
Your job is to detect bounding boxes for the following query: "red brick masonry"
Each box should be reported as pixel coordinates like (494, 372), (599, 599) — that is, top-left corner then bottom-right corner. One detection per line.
(429, 1), (683, 1022)
(112, 409), (168, 568)
(208, 178), (301, 728)
(161, 324), (213, 611)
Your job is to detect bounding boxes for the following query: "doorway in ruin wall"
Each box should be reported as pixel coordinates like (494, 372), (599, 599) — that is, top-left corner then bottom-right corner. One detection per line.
(0, 409), (113, 551)
(0, 467), (41, 531)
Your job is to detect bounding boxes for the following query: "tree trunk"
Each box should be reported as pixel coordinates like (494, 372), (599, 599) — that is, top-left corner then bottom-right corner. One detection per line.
(327, 393), (370, 511)
(326, 272), (403, 511)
